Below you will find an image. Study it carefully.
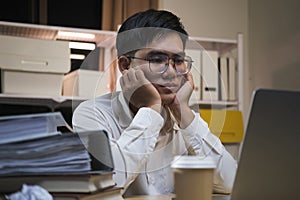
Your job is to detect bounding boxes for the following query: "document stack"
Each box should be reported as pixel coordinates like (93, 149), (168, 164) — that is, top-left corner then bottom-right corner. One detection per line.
(0, 112), (69, 145)
(0, 112), (123, 200)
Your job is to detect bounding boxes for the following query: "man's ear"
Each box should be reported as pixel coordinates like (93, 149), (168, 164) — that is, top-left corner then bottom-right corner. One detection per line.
(118, 56), (131, 74)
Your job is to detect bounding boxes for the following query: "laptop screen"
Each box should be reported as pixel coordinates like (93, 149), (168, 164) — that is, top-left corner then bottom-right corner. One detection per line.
(231, 88), (300, 200)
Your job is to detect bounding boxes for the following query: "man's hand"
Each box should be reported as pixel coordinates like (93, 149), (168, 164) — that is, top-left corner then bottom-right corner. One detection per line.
(120, 68), (162, 113)
(167, 72), (195, 128)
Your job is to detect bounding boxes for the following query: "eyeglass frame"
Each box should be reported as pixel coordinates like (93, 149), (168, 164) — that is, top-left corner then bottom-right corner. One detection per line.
(126, 53), (193, 75)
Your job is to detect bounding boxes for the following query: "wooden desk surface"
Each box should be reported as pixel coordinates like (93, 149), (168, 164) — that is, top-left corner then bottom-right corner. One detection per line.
(125, 193), (229, 200)
(125, 194), (174, 200)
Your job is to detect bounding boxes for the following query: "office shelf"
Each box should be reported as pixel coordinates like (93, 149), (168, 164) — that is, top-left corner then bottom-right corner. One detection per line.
(0, 21), (244, 113)
(190, 100), (238, 106)
(188, 36), (237, 55)
(187, 33), (244, 113)
(0, 21), (116, 47)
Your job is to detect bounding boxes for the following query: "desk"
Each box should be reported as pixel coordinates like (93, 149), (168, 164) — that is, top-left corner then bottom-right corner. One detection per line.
(125, 194), (230, 200)
(125, 194), (174, 200)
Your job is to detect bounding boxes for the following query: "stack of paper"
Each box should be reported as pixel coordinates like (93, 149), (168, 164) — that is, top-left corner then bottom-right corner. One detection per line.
(0, 112), (92, 175)
(0, 112), (70, 144)
(0, 112), (116, 195)
(0, 133), (91, 175)
(202, 50), (219, 101)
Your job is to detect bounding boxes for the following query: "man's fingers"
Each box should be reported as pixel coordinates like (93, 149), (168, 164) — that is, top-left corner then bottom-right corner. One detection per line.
(182, 72), (194, 89)
(135, 69), (150, 85)
(126, 68), (138, 82)
(186, 72), (193, 83)
(120, 69), (150, 102)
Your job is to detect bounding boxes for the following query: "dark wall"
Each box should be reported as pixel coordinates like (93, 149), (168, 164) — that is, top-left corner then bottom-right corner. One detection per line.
(0, 0), (102, 29)
(47, 0), (102, 29)
(0, 0), (39, 24)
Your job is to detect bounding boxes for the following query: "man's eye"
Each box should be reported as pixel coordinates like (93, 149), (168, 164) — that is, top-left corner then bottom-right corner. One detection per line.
(149, 57), (166, 64)
(174, 58), (184, 65)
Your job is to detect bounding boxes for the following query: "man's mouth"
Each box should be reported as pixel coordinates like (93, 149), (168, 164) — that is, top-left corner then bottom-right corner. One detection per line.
(154, 83), (178, 93)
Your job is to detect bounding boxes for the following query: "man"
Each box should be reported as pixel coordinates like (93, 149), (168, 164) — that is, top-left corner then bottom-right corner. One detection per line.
(73, 9), (237, 196)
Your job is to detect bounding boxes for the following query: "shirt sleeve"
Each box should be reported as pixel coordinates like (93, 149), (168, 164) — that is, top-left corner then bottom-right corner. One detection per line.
(115, 107), (164, 190)
(180, 111), (237, 194)
(72, 103), (164, 192)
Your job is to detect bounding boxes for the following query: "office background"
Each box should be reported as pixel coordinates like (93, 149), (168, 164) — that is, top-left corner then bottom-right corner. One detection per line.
(0, 0), (299, 120)
(160, 0), (300, 119)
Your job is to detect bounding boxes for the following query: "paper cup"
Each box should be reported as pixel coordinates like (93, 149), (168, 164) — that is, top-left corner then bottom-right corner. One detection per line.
(171, 156), (216, 200)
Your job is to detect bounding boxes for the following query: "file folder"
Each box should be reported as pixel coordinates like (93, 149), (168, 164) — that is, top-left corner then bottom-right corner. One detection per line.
(228, 57), (237, 101)
(185, 49), (202, 102)
(219, 57), (229, 101)
(201, 50), (219, 101)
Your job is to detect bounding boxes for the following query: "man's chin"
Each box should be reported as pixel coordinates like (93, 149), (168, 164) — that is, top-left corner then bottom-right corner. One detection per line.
(161, 93), (176, 105)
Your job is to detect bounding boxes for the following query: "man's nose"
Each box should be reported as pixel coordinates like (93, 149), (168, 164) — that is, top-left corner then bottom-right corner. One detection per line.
(162, 59), (177, 78)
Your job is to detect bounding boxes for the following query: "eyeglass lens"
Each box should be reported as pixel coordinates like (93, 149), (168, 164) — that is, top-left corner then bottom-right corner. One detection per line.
(147, 54), (191, 74)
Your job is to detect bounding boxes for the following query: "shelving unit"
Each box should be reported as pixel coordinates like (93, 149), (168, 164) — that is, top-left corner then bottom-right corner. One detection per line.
(0, 21), (116, 47)
(0, 21), (118, 96)
(0, 21), (244, 113)
(187, 33), (244, 113)
(0, 22), (244, 112)
(186, 34), (244, 159)
(0, 21), (117, 126)
(0, 21), (117, 73)
(0, 21), (244, 159)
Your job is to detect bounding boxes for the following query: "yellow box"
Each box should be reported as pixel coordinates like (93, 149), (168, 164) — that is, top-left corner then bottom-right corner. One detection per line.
(200, 109), (244, 143)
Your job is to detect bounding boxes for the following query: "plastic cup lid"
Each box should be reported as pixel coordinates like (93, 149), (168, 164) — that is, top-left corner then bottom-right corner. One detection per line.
(171, 155), (217, 169)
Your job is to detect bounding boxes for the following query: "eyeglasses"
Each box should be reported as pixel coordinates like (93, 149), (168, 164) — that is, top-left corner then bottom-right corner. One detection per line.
(128, 54), (193, 75)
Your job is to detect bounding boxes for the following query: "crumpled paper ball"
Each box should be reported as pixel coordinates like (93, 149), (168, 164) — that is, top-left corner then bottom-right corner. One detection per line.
(6, 184), (53, 200)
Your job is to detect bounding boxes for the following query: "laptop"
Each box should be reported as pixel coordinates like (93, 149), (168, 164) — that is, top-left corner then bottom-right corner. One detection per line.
(228, 88), (300, 200)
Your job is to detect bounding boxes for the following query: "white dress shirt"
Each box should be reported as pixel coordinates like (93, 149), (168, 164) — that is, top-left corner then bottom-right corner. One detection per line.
(72, 92), (237, 196)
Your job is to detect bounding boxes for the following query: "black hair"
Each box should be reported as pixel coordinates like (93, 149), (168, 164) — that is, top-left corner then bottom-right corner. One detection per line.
(116, 9), (189, 57)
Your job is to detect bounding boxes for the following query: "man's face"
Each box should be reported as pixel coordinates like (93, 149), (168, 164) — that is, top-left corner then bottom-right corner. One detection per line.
(130, 32), (186, 105)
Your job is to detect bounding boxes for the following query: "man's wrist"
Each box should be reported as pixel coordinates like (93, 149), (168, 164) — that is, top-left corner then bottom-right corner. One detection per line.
(149, 103), (162, 114)
(171, 104), (194, 129)
(179, 108), (194, 129)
